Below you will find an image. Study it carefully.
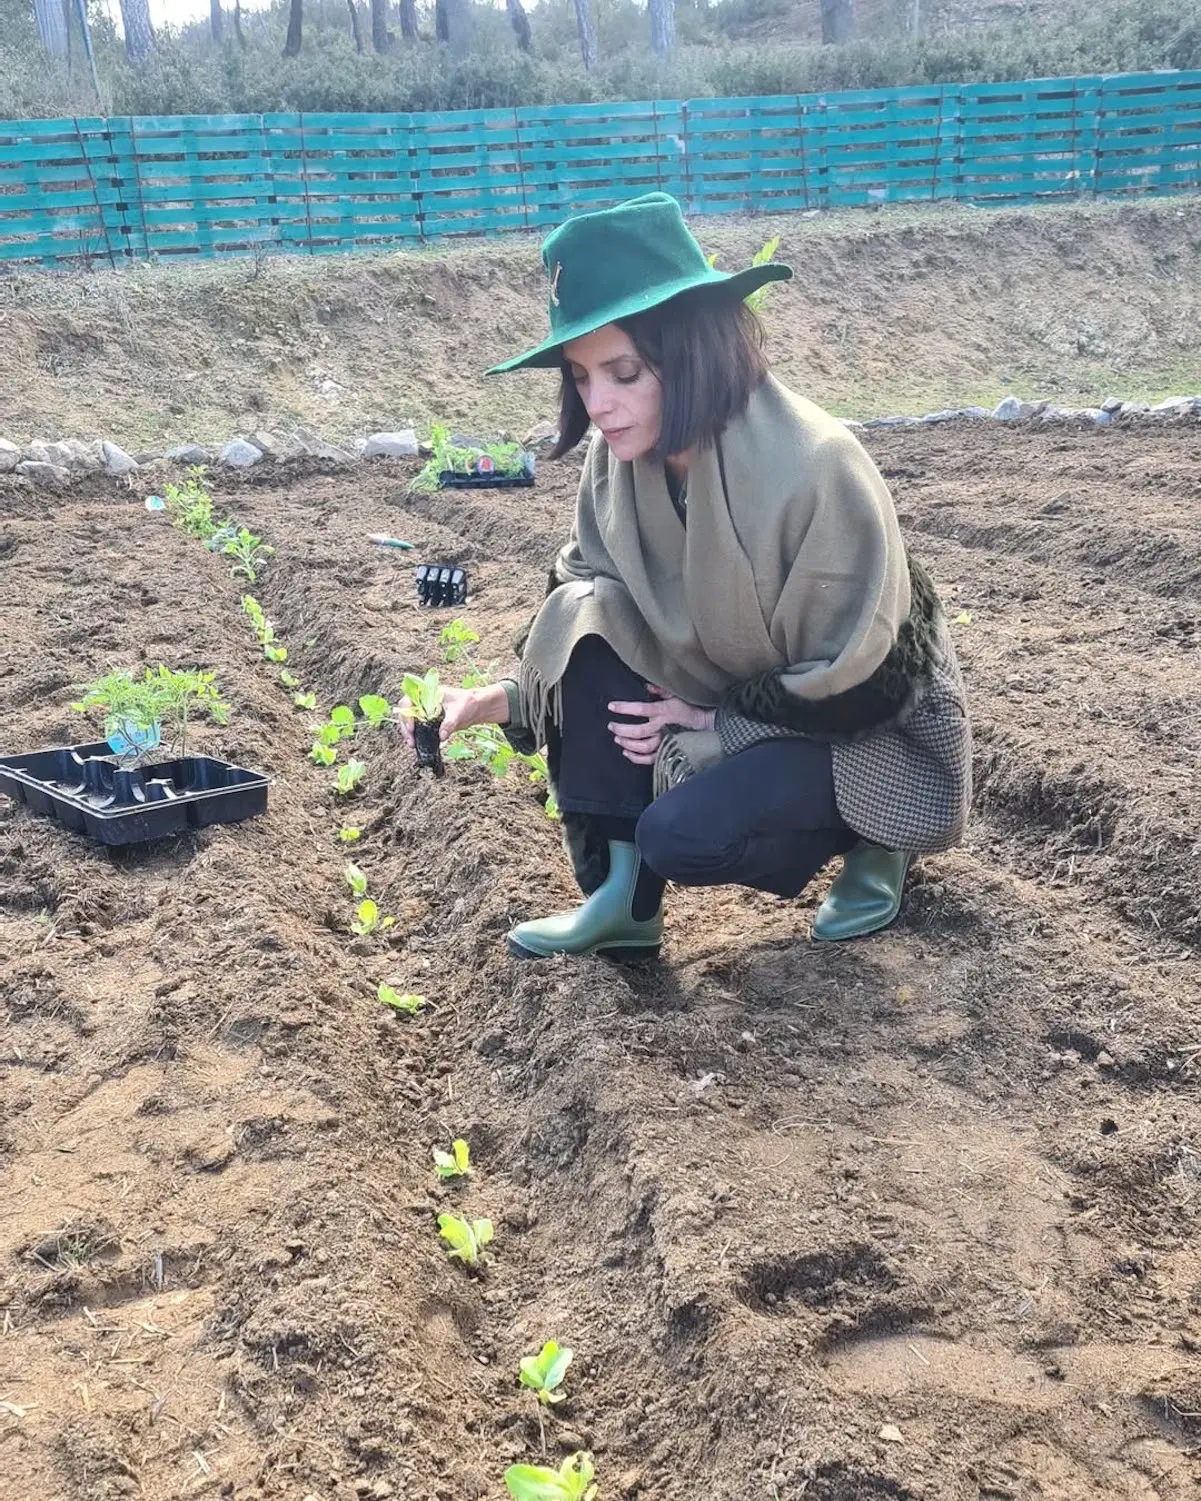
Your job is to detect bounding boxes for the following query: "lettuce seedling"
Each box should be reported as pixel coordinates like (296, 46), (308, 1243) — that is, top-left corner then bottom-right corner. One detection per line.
(351, 898), (393, 936)
(279, 668), (299, 689)
(264, 643), (287, 663)
(519, 1341), (573, 1407)
(505, 1453), (596, 1501)
(330, 705), (356, 735)
(335, 761), (366, 795)
(437, 1214), (493, 1267)
(344, 862), (368, 898)
(294, 692), (317, 710)
(310, 741), (337, 767)
(433, 1138), (472, 1181)
(241, 595), (266, 629)
(339, 826), (362, 843)
(358, 694), (391, 728)
(317, 723), (344, 748)
(377, 984), (426, 1014)
(401, 669), (443, 722)
(224, 527), (275, 584)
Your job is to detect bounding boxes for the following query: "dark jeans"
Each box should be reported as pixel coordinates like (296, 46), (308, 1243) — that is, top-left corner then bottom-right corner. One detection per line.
(557, 636), (857, 900)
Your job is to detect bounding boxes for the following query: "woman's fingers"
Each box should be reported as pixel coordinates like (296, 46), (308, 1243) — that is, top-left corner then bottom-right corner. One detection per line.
(608, 715), (662, 741)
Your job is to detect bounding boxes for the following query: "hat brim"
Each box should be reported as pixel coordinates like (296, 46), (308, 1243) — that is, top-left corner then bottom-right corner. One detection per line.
(486, 263), (793, 375)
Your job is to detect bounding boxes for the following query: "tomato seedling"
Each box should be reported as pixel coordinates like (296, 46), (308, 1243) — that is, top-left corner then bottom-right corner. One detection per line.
(433, 1138), (472, 1181)
(519, 1341), (573, 1407)
(505, 1453), (596, 1501)
(437, 1214), (493, 1268)
(224, 527), (275, 584)
(73, 666), (228, 762)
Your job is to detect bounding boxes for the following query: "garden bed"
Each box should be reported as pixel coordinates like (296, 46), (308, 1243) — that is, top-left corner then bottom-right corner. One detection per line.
(2, 421), (1200, 1501)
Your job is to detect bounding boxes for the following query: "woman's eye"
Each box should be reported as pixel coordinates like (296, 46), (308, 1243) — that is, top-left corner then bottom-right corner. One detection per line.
(614, 367), (642, 385)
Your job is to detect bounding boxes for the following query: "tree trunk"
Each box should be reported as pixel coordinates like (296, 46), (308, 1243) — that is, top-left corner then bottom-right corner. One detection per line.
(399, 0), (418, 39)
(283, 0), (303, 55)
(118, 0), (155, 62)
(436, 0), (470, 52)
(506, 0), (531, 51)
(210, 0), (224, 41)
(234, 0), (248, 47)
(72, 0), (103, 104)
(347, 0), (364, 50)
(370, 0), (389, 50)
(819, 0), (854, 44)
(649, 0), (674, 56)
(572, 0), (596, 70)
(34, 0), (70, 57)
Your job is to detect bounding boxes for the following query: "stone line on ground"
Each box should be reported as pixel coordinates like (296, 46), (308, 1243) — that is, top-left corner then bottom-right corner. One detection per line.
(2, 395), (1200, 489)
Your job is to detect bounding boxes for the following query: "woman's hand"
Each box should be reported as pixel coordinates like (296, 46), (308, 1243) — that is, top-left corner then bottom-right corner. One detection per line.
(607, 687), (716, 765)
(397, 682), (509, 748)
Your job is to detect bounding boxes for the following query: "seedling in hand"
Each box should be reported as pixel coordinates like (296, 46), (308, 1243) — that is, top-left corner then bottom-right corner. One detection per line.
(433, 1138), (472, 1181)
(402, 669), (445, 777)
(378, 984), (426, 1014)
(335, 760), (366, 796)
(505, 1453), (596, 1501)
(437, 1213), (493, 1268)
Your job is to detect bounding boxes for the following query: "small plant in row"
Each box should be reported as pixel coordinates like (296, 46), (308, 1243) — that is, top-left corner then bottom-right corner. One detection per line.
(162, 467), (274, 583)
(72, 666), (228, 763)
(241, 595), (288, 664)
(343, 861), (395, 935)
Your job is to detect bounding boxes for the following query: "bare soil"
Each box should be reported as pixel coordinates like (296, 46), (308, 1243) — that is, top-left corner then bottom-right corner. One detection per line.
(2, 196), (1200, 449)
(3, 415), (1201, 1501)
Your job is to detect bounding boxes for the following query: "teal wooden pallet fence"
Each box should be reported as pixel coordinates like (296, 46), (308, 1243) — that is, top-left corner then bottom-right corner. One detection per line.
(1, 69), (1199, 266)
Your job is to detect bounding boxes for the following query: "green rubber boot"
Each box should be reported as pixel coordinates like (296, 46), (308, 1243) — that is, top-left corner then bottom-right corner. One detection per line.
(508, 840), (663, 962)
(811, 841), (911, 942)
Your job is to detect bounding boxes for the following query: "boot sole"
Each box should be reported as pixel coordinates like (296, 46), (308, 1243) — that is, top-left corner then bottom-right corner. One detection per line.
(508, 936), (661, 964)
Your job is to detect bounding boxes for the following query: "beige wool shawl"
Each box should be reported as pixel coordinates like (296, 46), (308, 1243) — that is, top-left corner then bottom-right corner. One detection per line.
(520, 375), (912, 739)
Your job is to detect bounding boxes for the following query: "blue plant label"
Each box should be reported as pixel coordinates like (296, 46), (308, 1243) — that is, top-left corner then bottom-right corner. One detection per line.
(145, 495), (166, 511)
(106, 717), (162, 758)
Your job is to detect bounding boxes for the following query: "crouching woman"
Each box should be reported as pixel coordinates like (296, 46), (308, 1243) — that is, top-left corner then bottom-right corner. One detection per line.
(400, 193), (971, 962)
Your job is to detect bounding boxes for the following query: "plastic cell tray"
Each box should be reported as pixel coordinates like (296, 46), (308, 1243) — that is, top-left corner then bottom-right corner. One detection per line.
(436, 470), (535, 490)
(0, 741), (269, 846)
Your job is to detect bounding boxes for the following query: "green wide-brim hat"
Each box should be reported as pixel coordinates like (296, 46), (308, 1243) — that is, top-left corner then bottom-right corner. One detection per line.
(488, 192), (792, 374)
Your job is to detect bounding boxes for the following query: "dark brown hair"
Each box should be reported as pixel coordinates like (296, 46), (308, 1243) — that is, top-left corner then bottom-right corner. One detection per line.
(550, 286), (768, 461)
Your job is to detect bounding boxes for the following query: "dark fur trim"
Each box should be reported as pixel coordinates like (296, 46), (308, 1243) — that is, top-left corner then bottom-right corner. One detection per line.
(719, 557), (942, 740)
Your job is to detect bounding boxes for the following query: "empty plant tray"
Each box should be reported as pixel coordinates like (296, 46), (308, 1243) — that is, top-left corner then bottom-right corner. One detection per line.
(0, 741), (269, 846)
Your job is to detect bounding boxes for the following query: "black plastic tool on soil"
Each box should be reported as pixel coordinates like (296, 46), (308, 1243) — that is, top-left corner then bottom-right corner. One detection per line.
(0, 742), (269, 846)
(412, 716), (445, 778)
(415, 564), (467, 608)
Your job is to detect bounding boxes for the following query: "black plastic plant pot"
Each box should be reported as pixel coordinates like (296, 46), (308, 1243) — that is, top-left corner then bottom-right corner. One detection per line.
(413, 717), (445, 778)
(0, 741), (269, 847)
(437, 471), (535, 490)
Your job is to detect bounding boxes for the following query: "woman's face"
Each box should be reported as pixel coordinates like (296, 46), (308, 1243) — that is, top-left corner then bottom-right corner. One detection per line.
(563, 324), (663, 463)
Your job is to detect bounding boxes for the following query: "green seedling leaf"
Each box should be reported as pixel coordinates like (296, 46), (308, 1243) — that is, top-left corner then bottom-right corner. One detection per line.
(241, 595), (265, 626)
(358, 694), (391, 728)
(377, 984), (426, 1014)
(335, 760), (366, 796)
(954, 610), (973, 625)
(318, 722), (343, 748)
(224, 526), (275, 584)
(504, 1452), (595, 1501)
(339, 826), (362, 843)
(344, 862), (368, 898)
(437, 1213), (493, 1267)
(264, 644), (287, 663)
(351, 898), (379, 934)
(294, 692), (317, 710)
(330, 705), (355, 730)
(519, 1340), (573, 1406)
(439, 619), (480, 665)
(400, 669), (443, 722)
(433, 1138), (472, 1180)
(279, 668), (299, 689)
(310, 741), (337, 767)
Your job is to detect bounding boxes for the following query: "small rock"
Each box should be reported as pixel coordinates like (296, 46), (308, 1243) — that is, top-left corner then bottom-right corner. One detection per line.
(522, 420), (559, 450)
(1119, 401), (1149, 416)
(165, 443), (210, 464)
(16, 460), (71, 489)
(1101, 396), (1124, 414)
(103, 440), (138, 475)
(371, 1485), (394, 1500)
(363, 429), (420, 459)
(555, 1429), (587, 1453)
(1090, 409), (1113, 426)
(42, 440), (77, 467)
(190, 1135), (236, 1172)
(221, 438), (264, 468)
(878, 1423), (904, 1443)
(1096, 1050), (1115, 1068)
(247, 430), (283, 458)
(66, 439), (104, 471)
(1150, 395), (1193, 414)
(0, 438), (20, 472)
(133, 449), (165, 464)
(311, 442), (356, 463)
(863, 414), (919, 428)
(993, 395), (1023, 420)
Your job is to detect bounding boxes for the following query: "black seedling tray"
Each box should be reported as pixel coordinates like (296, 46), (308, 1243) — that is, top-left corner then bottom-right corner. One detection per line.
(437, 471), (535, 490)
(0, 741), (269, 847)
(415, 563), (468, 607)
